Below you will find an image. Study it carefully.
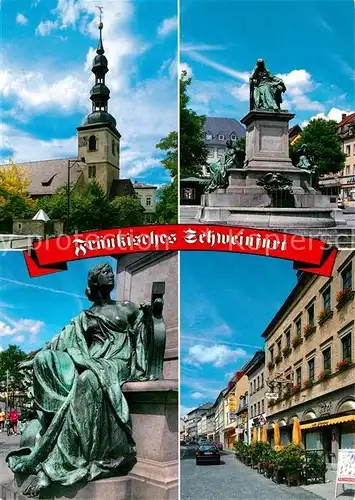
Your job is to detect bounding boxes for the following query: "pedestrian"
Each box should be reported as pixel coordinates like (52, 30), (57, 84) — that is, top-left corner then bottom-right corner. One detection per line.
(0, 408), (5, 432)
(8, 407), (19, 435)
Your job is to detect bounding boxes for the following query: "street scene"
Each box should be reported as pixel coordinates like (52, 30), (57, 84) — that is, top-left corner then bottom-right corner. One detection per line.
(179, 0), (355, 246)
(180, 250), (355, 500)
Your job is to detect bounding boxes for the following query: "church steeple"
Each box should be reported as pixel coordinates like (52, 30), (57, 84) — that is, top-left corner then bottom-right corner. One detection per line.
(82, 18), (117, 129)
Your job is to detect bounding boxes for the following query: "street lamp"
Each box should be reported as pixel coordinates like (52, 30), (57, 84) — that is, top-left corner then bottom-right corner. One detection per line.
(67, 157), (85, 232)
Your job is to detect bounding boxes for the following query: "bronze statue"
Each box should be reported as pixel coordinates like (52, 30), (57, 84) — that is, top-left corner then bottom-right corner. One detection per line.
(250, 59), (286, 112)
(6, 263), (166, 497)
(294, 144), (316, 172)
(205, 140), (244, 193)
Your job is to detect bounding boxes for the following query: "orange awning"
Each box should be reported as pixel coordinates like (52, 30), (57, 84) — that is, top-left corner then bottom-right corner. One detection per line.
(300, 414), (355, 430)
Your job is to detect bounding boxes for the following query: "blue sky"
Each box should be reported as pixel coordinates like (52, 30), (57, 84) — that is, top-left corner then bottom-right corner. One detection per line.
(0, 0), (177, 186)
(181, 0), (354, 127)
(180, 252), (298, 416)
(0, 251), (118, 353)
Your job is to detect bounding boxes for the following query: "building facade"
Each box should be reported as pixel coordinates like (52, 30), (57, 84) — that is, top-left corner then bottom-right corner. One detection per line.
(202, 117), (245, 176)
(184, 403), (214, 442)
(245, 351), (267, 442)
(263, 250), (355, 462)
(236, 373), (249, 443)
(133, 182), (157, 215)
(214, 389), (227, 444)
(223, 378), (237, 449)
(319, 113), (355, 204)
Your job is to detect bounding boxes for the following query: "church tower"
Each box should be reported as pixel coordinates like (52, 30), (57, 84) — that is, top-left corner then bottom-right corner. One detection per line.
(77, 18), (121, 196)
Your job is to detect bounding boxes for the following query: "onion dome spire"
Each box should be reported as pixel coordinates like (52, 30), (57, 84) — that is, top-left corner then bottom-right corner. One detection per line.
(83, 15), (117, 129)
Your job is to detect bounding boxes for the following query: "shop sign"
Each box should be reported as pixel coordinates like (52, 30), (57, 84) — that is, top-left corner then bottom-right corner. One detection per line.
(335, 449), (355, 493)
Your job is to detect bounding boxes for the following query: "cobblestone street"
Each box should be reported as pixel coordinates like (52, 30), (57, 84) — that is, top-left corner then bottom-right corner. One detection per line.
(0, 432), (19, 485)
(181, 447), (326, 500)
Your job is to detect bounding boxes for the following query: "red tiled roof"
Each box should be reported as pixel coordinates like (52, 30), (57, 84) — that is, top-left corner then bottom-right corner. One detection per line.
(338, 113), (355, 128)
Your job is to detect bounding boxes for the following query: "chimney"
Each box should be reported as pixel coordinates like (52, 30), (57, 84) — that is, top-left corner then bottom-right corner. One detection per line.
(342, 113), (347, 120)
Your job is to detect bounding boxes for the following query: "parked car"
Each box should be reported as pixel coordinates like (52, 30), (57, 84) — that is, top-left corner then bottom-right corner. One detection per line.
(337, 197), (345, 209)
(196, 443), (221, 465)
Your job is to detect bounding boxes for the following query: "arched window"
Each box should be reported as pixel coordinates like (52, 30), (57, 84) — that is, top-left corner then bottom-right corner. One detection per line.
(88, 135), (97, 151)
(338, 399), (355, 413)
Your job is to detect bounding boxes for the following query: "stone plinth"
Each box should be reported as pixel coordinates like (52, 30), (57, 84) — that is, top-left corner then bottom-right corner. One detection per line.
(241, 110), (296, 170)
(124, 380), (178, 500)
(114, 252), (178, 380)
(0, 381), (178, 500)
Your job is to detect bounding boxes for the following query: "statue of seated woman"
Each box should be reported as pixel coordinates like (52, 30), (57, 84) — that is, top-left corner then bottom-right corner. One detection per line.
(250, 59), (286, 112)
(6, 263), (164, 497)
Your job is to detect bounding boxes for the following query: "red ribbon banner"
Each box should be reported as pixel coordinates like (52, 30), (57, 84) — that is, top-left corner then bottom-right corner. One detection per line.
(23, 224), (337, 278)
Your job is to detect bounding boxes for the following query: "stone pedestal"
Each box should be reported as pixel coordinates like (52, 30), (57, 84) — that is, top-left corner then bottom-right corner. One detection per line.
(114, 251), (178, 380)
(199, 110), (346, 229)
(0, 381), (178, 500)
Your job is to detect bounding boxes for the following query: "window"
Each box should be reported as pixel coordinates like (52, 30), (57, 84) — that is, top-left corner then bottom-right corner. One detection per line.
(251, 406), (253, 418)
(261, 373), (264, 388)
(218, 134), (225, 140)
(308, 358), (315, 381)
(254, 404), (257, 416)
(295, 317), (302, 337)
(230, 133), (237, 140)
(88, 165), (96, 178)
(323, 347), (331, 372)
(342, 334), (352, 360)
(346, 145), (351, 156)
(250, 382), (253, 395)
(217, 148), (224, 157)
(277, 339), (282, 354)
(322, 285), (331, 312)
(342, 263), (352, 290)
(307, 304), (315, 326)
(296, 367), (302, 386)
(346, 165), (350, 175)
(257, 402), (260, 415)
(146, 197), (152, 206)
(112, 140), (115, 155)
(257, 376), (260, 391)
(208, 148), (214, 158)
(253, 380), (256, 393)
(206, 131), (212, 140)
(285, 329), (291, 348)
(88, 135), (97, 151)
(270, 346), (274, 363)
(262, 400), (264, 413)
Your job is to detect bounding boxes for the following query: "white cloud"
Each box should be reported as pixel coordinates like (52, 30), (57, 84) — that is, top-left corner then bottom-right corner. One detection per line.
(190, 392), (204, 400)
(302, 107), (354, 128)
(157, 16), (177, 38)
(36, 20), (59, 36)
(231, 83), (249, 102)
(185, 344), (247, 368)
(0, 317), (44, 343)
(16, 13), (28, 25)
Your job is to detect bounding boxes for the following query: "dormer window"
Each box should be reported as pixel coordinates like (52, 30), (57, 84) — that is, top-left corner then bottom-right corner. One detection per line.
(88, 135), (97, 151)
(230, 133), (237, 140)
(218, 134), (225, 140)
(205, 131), (212, 140)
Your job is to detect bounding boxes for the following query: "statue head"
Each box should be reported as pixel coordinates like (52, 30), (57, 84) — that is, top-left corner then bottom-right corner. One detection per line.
(86, 263), (115, 302)
(256, 58), (265, 70)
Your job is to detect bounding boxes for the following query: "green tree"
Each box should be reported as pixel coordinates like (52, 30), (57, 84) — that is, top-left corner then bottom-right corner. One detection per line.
(0, 345), (27, 398)
(155, 181), (178, 224)
(37, 182), (144, 232)
(291, 118), (345, 182)
(180, 71), (208, 178)
(155, 130), (178, 224)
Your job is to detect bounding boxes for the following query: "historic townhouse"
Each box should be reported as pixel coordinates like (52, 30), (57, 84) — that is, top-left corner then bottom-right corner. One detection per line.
(245, 351), (267, 443)
(263, 250), (355, 462)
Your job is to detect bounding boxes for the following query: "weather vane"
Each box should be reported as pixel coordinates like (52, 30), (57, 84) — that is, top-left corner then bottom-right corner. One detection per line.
(96, 5), (103, 24)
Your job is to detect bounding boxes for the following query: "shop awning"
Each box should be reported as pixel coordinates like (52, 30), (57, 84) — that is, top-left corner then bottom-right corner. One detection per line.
(300, 414), (355, 430)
